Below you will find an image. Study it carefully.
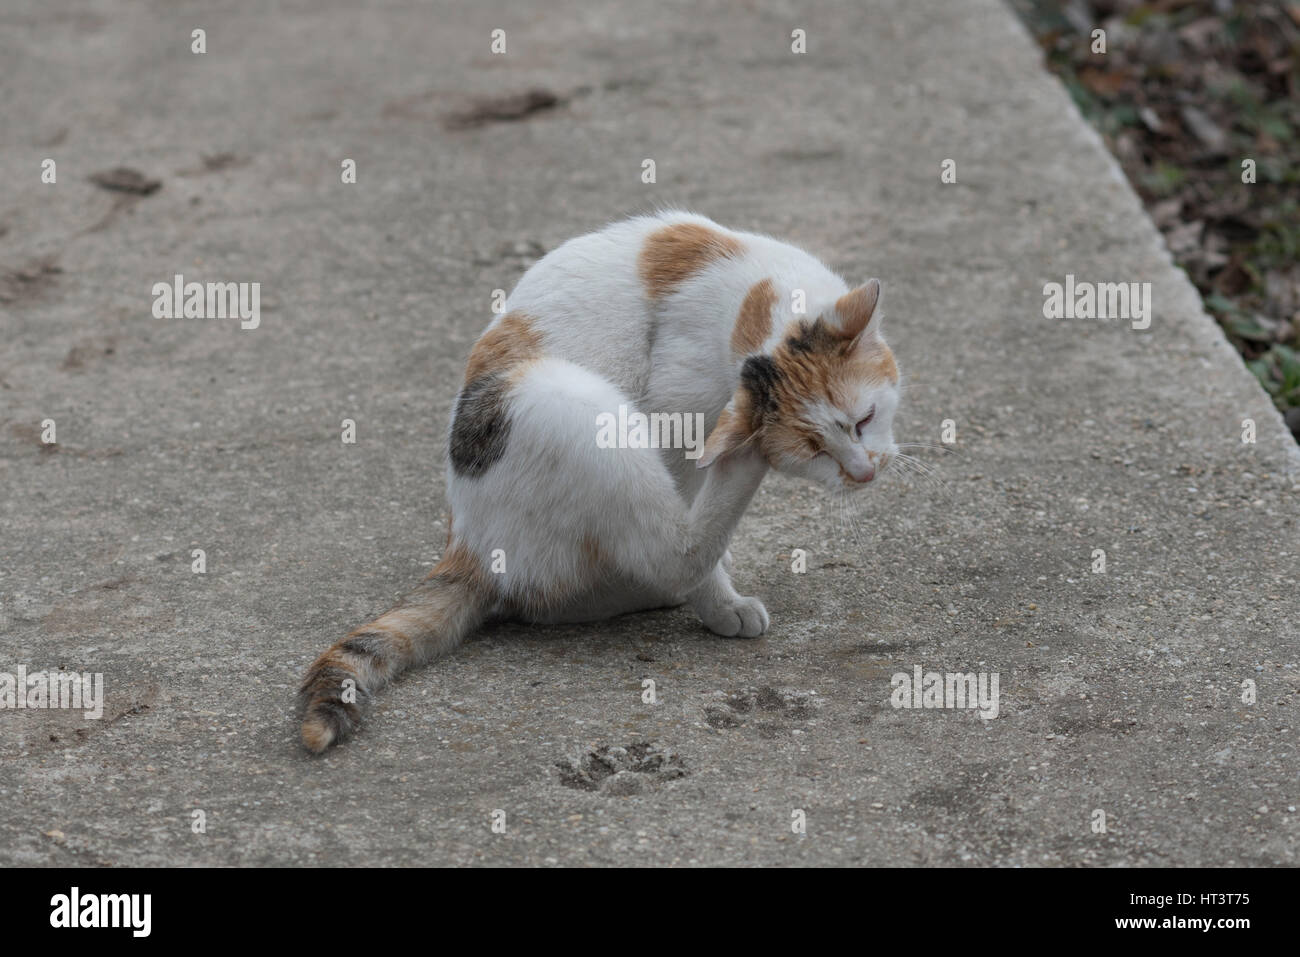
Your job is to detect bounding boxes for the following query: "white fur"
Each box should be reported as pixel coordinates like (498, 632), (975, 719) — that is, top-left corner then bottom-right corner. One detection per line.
(446, 211), (898, 635)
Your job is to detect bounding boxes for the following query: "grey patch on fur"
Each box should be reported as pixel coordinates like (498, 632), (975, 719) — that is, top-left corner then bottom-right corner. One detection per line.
(339, 633), (391, 661)
(308, 698), (361, 738)
(783, 317), (838, 356)
(449, 374), (512, 477)
(740, 354), (783, 416)
(299, 663), (370, 705)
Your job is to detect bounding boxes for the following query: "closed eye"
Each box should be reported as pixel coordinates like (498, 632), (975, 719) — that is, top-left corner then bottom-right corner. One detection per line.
(855, 407), (876, 437)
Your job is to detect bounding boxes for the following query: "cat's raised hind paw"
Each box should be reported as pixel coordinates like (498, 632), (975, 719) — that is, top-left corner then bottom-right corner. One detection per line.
(698, 595), (769, 638)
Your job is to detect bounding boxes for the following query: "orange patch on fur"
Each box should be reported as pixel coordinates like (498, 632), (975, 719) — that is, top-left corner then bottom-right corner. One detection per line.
(833, 342), (898, 406)
(762, 422), (820, 464)
(580, 534), (605, 570)
(769, 323), (837, 399)
(301, 719), (334, 753)
(430, 540), (491, 591)
(833, 281), (881, 339)
(731, 279), (775, 356)
(464, 311), (543, 383)
(355, 617), (417, 652)
(861, 347), (898, 385)
(639, 222), (744, 300)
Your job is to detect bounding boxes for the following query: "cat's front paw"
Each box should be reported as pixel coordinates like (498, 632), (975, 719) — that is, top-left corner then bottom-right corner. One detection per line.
(698, 595), (769, 638)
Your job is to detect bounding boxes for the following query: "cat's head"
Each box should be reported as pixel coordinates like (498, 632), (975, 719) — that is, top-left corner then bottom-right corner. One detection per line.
(699, 279), (899, 493)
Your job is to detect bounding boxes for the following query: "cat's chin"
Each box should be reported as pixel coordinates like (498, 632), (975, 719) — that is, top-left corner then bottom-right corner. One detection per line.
(829, 477), (873, 495)
(794, 458), (875, 494)
(773, 460), (869, 494)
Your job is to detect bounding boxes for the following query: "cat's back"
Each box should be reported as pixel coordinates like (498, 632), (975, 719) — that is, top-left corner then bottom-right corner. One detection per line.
(508, 210), (845, 329)
(491, 211), (848, 397)
(501, 211), (709, 394)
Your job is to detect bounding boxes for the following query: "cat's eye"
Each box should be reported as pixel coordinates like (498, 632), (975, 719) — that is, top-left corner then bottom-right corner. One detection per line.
(855, 407), (876, 437)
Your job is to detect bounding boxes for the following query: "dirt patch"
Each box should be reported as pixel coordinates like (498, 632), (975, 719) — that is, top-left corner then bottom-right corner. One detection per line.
(176, 153), (249, 177)
(88, 167), (161, 195)
(42, 577), (176, 637)
(1, 679), (160, 761)
(443, 88), (562, 130)
(61, 336), (117, 371)
(0, 256), (61, 304)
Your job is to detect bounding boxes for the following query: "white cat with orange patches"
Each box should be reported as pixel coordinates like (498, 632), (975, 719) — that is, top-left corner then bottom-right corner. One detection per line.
(300, 211), (901, 752)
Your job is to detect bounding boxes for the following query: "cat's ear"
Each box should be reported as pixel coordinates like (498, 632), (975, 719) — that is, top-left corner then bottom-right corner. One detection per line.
(829, 279), (882, 342)
(697, 401), (753, 468)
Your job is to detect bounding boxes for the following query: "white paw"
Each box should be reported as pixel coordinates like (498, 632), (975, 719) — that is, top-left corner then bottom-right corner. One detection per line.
(698, 595), (769, 638)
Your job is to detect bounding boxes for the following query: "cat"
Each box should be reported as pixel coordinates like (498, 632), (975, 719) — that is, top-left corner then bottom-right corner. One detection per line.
(299, 210), (901, 753)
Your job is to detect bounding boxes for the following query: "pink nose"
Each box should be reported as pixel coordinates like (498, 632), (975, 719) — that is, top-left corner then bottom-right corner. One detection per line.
(849, 464), (875, 484)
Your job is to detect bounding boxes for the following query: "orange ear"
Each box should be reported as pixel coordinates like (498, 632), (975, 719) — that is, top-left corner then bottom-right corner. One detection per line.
(697, 403), (752, 468)
(831, 279), (881, 341)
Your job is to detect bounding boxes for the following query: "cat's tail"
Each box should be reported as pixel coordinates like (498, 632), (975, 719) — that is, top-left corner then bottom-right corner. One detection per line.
(298, 545), (490, 754)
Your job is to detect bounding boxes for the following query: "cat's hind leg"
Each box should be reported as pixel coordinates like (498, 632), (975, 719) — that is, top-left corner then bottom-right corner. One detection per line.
(447, 357), (688, 620)
(447, 357), (770, 629)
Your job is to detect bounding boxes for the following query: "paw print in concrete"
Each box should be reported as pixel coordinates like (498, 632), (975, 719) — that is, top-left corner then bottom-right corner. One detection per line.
(555, 742), (686, 795)
(703, 686), (818, 738)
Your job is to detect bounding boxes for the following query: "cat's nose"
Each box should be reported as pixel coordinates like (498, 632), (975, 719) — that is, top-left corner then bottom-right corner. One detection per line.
(848, 463), (875, 484)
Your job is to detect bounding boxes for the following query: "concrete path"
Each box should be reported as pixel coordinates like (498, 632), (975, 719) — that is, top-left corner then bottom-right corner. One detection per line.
(2, 0), (1297, 866)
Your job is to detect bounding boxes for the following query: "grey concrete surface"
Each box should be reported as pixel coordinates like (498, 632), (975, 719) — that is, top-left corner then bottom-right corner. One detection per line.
(2, 0), (1297, 867)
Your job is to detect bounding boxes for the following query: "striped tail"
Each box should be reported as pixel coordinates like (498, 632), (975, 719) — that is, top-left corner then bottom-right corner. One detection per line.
(299, 546), (488, 754)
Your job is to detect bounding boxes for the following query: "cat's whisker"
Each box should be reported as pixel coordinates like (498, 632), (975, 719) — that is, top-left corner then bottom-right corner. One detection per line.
(888, 444), (960, 499)
(837, 489), (869, 558)
(833, 490), (847, 542)
(894, 451), (939, 473)
(893, 456), (944, 486)
(849, 495), (866, 556)
(895, 443), (957, 455)
(837, 492), (851, 552)
(887, 453), (956, 503)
